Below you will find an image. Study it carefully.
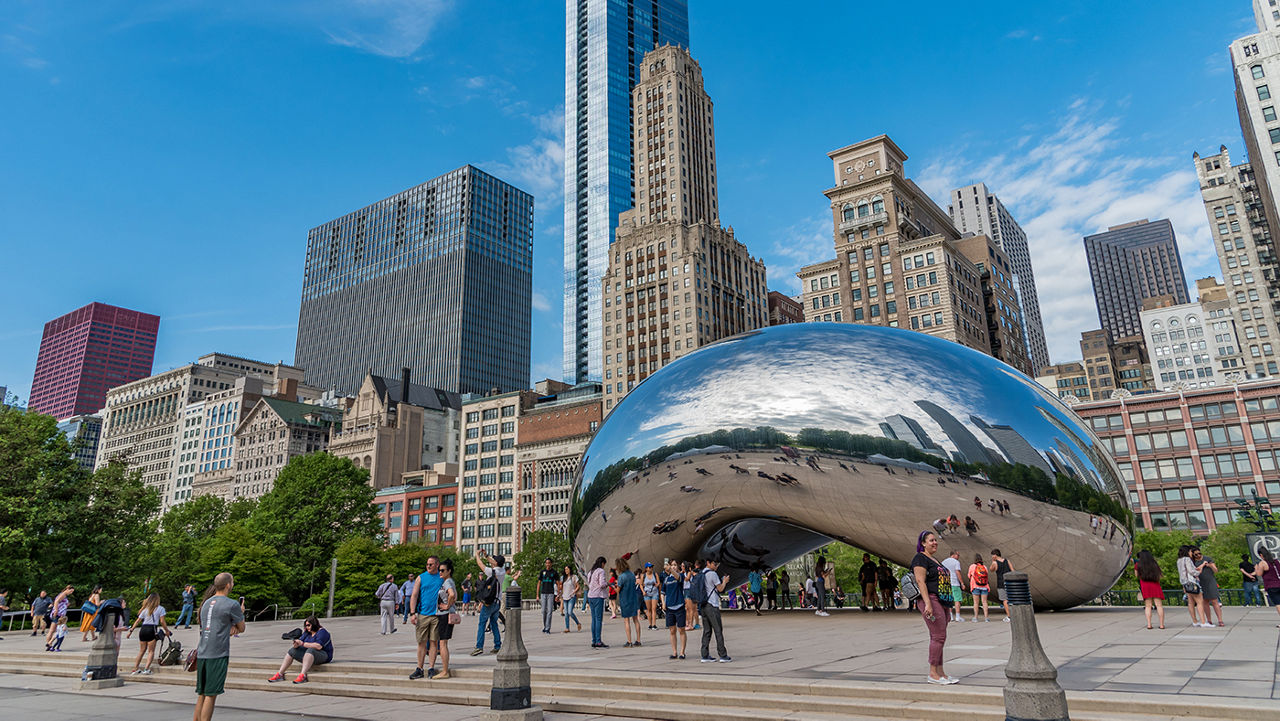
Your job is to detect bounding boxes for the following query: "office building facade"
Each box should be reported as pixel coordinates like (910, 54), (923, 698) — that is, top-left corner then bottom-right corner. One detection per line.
(516, 382), (602, 541)
(1193, 146), (1280, 379)
(455, 389), (537, 557)
(949, 182), (1051, 373)
(296, 165), (533, 396)
(58, 414), (102, 471)
(797, 136), (1031, 375)
(375, 476), (459, 546)
(601, 46), (769, 410)
(29, 302), (159, 420)
(1084, 219), (1190, 340)
(1230, 2), (1280, 251)
(563, 0), (690, 383)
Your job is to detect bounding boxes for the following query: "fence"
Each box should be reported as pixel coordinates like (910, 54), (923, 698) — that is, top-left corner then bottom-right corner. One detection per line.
(1086, 587), (1263, 607)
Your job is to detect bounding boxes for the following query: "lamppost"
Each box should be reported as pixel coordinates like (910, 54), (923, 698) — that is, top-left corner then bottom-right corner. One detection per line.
(1234, 491), (1278, 532)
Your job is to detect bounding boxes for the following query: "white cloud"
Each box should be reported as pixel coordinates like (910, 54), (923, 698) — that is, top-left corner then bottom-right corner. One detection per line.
(313, 0), (453, 58)
(531, 291), (552, 313)
(916, 101), (1221, 366)
(489, 105), (565, 207)
(764, 214), (835, 295)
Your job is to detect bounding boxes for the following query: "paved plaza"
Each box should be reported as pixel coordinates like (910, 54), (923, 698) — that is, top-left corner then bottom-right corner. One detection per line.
(4, 602), (1278, 703)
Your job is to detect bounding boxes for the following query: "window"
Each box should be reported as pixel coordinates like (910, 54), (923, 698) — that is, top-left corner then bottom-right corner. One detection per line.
(1266, 106), (1278, 122)
(1254, 64), (1266, 80)
(1260, 84), (1272, 101)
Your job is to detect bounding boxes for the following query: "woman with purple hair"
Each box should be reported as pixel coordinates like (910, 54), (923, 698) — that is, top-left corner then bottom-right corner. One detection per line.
(911, 530), (957, 685)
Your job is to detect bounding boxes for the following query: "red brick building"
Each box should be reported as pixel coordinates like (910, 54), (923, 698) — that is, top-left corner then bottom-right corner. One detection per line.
(374, 470), (459, 546)
(768, 291), (805, 325)
(1073, 379), (1280, 533)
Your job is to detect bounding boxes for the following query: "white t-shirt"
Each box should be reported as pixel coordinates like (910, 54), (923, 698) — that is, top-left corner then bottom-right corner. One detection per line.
(804, 578), (816, 596)
(561, 575), (578, 601)
(139, 606), (167, 625)
(942, 557), (963, 589)
(704, 570), (723, 609)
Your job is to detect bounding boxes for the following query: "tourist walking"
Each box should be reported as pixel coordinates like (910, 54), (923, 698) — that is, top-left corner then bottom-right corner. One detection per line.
(399, 576), (414, 624)
(765, 570), (778, 610)
(79, 586), (102, 642)
(803, 575), (816, 609)
(376, 574), (401, 635)
(813, 557), (830, 616)
(964, 516), (979, 536)
(46, 586), (73, 648)
(642, 563), (662, 627)
(990, 549), (1014, 622)
(560, 565), (582, 633)
(1134, 550), (1165, 630)
(1176, 545), (1210, 628)
(470, 550), (504, 656)
(1254, 549), (1280, 626)
(194, 573), (246, 721)
(538, 558), (559, 634)
(268, 615), (333, 684)
(779, 568), (793, 609)
(48, 615), (67, 651)
(698, 559), (731, 663)
(747, 566), (763, 616)
(942, 550), (965, 622)
(176, 584), (196, 629)
(587, 556), (609, 648)
(408, 556), (443, 679)
(1241, 554), (1263, 607)
(878, 560), (898, 610)
(607, 568), (620, 619)
(1193, 547), (1224, 627)
(967, 554), (989, 621)
(662, 560), (687, 659)
(858, 553), (879, 612)
(461, 573), (474, 616)
(617, 557), (642, 647)
(912, 530), (956, 685)
(126, 592), (169, 674)
(30, 590), (51, 637)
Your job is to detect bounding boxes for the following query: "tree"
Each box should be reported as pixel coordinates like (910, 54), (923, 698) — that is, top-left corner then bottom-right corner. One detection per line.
(147, 495), (257, 607)
(248, 453), (381, 602)
(50, 460), (161, 594)
(1202, 521), (1250, 588)
(328, 536), (388, 615)
(197, 522), (288, 612)
(512, 530), (573, 598)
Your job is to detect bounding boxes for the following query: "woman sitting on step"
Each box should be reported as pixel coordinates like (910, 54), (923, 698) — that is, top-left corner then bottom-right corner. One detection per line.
(268, 615), (334, 684)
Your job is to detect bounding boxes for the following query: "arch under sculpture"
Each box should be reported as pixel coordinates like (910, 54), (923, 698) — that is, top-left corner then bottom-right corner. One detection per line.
(569, 324), (1133, 609)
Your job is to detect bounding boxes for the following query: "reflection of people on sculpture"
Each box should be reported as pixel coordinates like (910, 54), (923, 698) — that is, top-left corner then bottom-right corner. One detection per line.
(652, 520), (681, 534)
(679, 485), (701, 493)
(694, 507), (728, 524)
(696, 467), (712, 476)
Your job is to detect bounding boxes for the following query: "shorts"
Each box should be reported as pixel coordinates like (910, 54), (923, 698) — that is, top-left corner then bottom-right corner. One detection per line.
(435, 614), (454, 641)
(971, 587), (989, 596)
(665, 608), (686, 628)
(139, 625), (160, 643)
(644, 592), (660, 601)
(997, 588), (1008, 602)
(1267, 587), (1280, 605)
(462, 592), (471, 604)
(416, 614), (441, 644)
(195, 656), (230, 696)
(287, 646), (329, 665)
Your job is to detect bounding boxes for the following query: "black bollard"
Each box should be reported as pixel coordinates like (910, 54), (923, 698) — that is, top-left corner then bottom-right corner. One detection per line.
(1003, 572), (1069, 721)
(482, 581), (543, 721)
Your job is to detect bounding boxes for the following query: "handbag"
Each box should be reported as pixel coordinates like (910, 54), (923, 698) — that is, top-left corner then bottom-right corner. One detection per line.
(1182, 582), (1202, 595)
(184, 648), (198, 673)
(447, 612), (462, 625)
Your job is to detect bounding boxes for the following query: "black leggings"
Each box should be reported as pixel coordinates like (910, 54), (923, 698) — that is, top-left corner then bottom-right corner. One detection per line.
(815, 578), (826, 611)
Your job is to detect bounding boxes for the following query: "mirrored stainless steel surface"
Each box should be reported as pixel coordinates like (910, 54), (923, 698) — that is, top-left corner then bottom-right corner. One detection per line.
(570, 324), (1132, 609)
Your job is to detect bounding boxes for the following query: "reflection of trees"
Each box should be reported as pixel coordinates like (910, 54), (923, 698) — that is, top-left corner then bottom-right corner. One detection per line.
(568, 426), (1135, 542)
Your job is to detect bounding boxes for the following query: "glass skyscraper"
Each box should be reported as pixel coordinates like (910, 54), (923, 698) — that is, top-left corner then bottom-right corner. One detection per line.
(295, 165), (533, 396)
(563, 0), (689, 382)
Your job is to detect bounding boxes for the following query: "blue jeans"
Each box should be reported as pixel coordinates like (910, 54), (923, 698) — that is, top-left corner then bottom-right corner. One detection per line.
(1243, 580), (1263, 606)
(176, 603), (193, 627)
(564, 598), (581, 630)
(588, 597), (605, 644)
(475, 601), (501, 651)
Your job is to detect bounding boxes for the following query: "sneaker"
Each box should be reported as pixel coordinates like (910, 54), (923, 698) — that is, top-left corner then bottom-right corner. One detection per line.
(624, 642), (632, 648)
(433, 671), (450, 680)
(130, 669), (142, 675)
(470, 648), (485, 656)
(943, 676), (960, 685)
(490, 647), (500, 654)
(954, 617), (965, 622)
(927, 676), (949, 685)
(269, 673), (286, 683)
(427, 668), (438, 678)
(140, 668), (153, 675)
(408, 668), (424, 680)
(700, 657), (715, 663)
(292, 673), (308, 684)
(718, 656), (732, 663)
(1003, 617), (1011, 623)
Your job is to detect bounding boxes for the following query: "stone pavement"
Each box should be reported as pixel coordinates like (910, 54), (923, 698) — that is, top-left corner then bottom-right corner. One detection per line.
(8, 602), (1275, 701)
(0, 672), (641, 721)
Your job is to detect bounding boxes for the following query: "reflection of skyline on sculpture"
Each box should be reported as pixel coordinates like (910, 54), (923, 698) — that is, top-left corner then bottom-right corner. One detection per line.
(581, 325), (1125, 500)
(571, 324), (1132, 609)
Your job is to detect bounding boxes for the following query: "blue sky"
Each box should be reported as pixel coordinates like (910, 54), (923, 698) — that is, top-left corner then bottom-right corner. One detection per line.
(0, 1), (1262, 403)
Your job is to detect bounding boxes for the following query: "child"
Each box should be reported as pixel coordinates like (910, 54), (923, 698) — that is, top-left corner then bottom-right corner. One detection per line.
(48, 616), (67, 651)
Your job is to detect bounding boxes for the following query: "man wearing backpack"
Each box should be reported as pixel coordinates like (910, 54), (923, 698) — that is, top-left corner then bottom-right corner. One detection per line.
(694, 558), (731, 663)
(470, 550), (505, 656)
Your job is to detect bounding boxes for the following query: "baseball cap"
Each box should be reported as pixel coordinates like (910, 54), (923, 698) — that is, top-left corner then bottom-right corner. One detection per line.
(492, 554), (506, 567)
(644, 562), (653, 567)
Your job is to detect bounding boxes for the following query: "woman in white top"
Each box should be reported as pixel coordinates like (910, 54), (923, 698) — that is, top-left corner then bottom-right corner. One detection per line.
(1176, 545), (1211, 628)
(560, 565), (582, 633)
(126, 592), (169, 674)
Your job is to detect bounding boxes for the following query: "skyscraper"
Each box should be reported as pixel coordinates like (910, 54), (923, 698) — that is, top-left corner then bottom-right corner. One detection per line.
(563, 0), (690, 383)
(295, 165), (533, 396)
(1083, 219), (1189, 340)
(600, 45), (769, 411)
(1193, 146), (1280, 379)
(948, 182), (1051, 373)
(28, 302), (159, 420)
(1231, 2), (1280, 243)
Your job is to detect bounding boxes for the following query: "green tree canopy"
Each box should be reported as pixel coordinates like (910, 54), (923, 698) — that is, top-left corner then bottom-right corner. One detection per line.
(147, 494), (257, 607)
(197, 522), (288, 612)
(512, 530), (573, 598)
(247, 453), (381, 601)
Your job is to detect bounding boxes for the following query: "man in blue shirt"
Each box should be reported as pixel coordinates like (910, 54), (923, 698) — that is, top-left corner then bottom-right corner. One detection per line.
(747, 568), (763, 616)
(662, 560), (687, 659)
(407, 556), (442, 680)
(176, 584), (196, 628)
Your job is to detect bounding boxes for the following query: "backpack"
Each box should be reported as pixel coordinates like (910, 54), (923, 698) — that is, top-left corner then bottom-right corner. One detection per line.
(687, 569), (710, 606)
(972, 564), (989, 586)
(157, 637), (184, 666)
(478, 570), (500, 605)
(899, 571), (921, 603)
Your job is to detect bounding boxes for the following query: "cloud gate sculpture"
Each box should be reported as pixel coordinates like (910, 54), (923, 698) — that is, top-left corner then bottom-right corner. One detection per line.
(570, 324), (1133, 609)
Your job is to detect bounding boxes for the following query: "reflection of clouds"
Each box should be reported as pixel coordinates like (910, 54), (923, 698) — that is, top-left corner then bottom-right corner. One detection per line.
(582, 325), (1124, 504)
